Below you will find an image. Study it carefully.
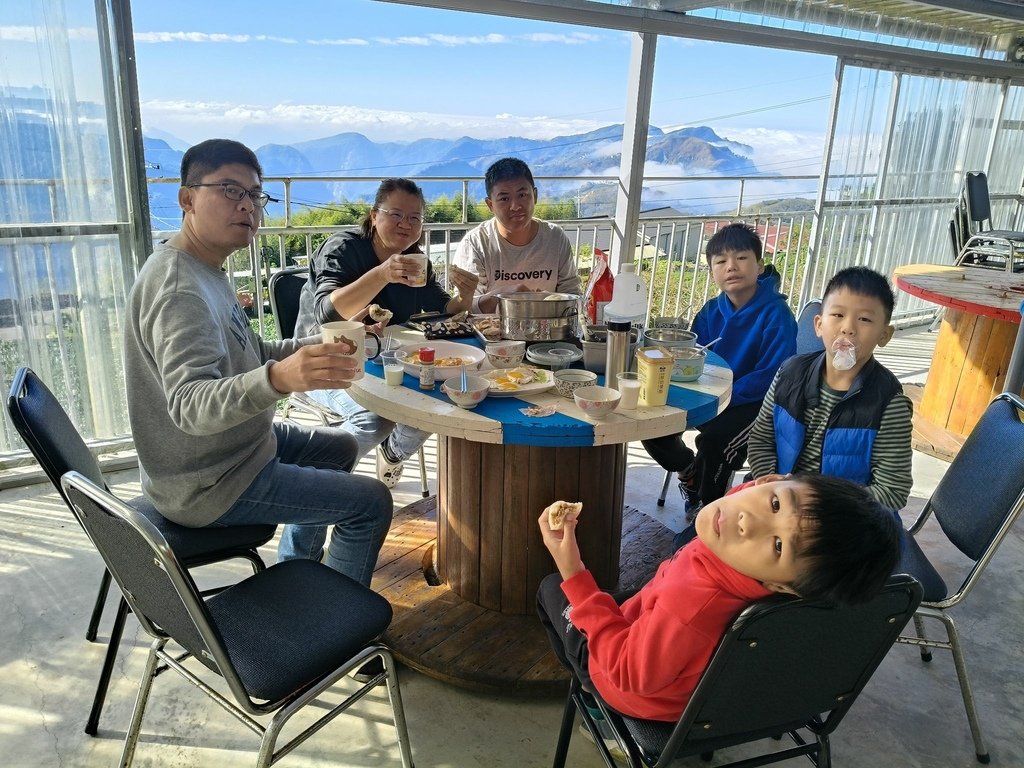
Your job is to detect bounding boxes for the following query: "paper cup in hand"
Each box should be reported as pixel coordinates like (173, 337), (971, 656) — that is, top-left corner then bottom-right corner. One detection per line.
(406, 253), (428, 287)
(321, 320), (380, 380)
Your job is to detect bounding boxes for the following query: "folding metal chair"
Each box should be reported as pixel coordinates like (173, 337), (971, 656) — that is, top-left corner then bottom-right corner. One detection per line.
(6, 367), (276, 736)
(268, 267), (430, 497)
(895, 392), (1024, 764)
(552, 575), (922, 768)
(953, 171), (1024, 272)
(62, 471), (414, 768)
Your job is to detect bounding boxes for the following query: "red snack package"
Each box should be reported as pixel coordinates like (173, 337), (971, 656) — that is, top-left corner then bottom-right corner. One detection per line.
(584, 248), (615, 325)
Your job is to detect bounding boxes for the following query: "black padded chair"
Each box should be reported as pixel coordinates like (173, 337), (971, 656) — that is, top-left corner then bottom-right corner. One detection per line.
(62, 471), (413, 768)
(953, 171), (1024, 272)
(895, 392), (1024, 764)
(6, 367), (276, 735)
(552, 575), (922, 768)
(268, 266), (430, 497)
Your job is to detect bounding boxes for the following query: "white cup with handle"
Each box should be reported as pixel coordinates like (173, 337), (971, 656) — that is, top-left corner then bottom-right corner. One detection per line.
(320, 320), (381, 381)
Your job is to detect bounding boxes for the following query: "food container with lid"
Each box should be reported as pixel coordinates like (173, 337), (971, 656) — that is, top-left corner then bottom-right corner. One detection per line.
(496, 292), (581, 341)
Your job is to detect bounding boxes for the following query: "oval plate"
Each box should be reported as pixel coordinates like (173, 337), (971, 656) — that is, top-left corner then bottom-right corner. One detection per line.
(482, 367), (555, 397)
(396, 341), (486, 382)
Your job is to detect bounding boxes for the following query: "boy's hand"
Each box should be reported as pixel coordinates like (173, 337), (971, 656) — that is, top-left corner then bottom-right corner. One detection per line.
(538, 508), (585, 580)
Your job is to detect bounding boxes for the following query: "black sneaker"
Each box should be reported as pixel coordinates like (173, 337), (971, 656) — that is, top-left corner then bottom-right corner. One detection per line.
(352, 657), (385, 685)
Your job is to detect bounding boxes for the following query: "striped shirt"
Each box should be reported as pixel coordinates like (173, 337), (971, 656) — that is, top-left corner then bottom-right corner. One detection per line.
(747, 370), (914, 511)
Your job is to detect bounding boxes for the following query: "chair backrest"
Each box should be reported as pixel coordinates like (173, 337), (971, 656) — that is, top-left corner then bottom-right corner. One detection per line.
(927, 393), (1024, 567)
(795, 299), (824, 355)
(964, 171), (993, 229)
(6, 367), (107, 499)
(61, 472), (231, 680)
(268, 266), (309, 340)
(625, 575), (922, 764)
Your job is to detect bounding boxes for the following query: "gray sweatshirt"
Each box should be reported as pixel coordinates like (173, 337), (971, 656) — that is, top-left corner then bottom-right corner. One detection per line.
(453, 218), (581, 312)
(124, 245), (305, 525)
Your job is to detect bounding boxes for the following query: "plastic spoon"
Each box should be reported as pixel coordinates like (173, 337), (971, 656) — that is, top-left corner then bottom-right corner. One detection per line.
(460, 365), (468, 393)
(696, 336), (723, 352)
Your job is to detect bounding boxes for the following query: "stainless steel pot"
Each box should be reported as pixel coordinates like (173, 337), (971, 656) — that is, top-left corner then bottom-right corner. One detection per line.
(497, 292), (581, 341)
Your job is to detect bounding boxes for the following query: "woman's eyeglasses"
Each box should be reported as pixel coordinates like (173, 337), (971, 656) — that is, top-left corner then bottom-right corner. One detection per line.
(376, 207), (424, 226)
(187, 182), (274, 208)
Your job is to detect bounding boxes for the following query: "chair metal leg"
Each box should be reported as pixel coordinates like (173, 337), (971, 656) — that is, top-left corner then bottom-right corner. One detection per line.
(938, 613), (990, 763)
(657, 470), (672, 507)
(119, 639), (166, 768)
(913, 614), (932, 662)
(382, 650), (415, 768)
(85, 595), (130, 735)
(86, 569), (113, 642)
(418, 447), (429, 498)
(551, 677), (579, 768)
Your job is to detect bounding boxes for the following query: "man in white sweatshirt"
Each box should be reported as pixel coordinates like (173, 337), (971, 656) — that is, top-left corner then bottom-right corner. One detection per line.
(454, 157), (581, 313)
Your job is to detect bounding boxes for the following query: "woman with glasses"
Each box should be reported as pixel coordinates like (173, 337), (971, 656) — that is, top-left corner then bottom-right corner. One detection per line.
(294, 177), (478, 488)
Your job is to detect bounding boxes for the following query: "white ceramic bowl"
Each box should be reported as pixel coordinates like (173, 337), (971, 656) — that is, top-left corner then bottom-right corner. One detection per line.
(441, 375), (490, 409)
(672, 347), (707, 382)
(553, 368), (598, 399)
(573, 385), (621, 419)
(396, 341), (486, 381)
(485, 340), (526, 369)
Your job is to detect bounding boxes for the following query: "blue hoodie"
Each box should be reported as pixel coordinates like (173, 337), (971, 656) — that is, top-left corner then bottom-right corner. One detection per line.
(691, 267), (797, 407)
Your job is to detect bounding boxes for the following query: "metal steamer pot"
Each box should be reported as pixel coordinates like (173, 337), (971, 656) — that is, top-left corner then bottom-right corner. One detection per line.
(496, 292), (581, 341)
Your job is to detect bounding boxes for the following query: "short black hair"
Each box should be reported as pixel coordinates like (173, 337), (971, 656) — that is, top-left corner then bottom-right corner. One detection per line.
(484, 157), (536, 197)
(180, 139), (262, 187)
(705, 222), (763, 263)
(822, 266), (896, 322)
(788, 473), (901, 606)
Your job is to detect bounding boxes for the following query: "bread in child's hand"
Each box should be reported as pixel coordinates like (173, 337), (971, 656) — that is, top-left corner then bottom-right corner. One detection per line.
(546, 500), (583, 530)
(368, 304), (393, 324)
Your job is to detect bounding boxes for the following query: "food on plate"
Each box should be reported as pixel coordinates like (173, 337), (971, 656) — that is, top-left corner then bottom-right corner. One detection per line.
(545, 500), (583, 530)
(424, 316), (475, 339)
(488, 367), (544, 391)
(472, 315), (503, 342)
(368, 304), (393, 324)
(520, 405), (556, 417)
(406, 351), (475, 367)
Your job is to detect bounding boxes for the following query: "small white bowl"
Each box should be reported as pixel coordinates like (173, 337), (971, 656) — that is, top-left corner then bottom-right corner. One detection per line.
(485, 340), (526, 369)
(573, 385), (621, 419)
(671, 347), (707, 382)
(441, 375), (490, 409)
(553, 369), (598, 399)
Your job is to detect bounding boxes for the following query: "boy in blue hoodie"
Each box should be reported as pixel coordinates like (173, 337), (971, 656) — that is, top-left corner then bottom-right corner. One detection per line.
(642, 223), (797, 519)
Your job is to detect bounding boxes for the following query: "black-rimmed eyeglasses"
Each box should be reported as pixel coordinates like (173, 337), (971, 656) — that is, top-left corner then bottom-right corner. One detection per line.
(186, 182), (275, 209)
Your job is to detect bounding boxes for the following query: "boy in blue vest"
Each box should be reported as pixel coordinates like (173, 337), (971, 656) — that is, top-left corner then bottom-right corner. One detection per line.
(642, 223), (797, 520)
(745, 266), (913, 512)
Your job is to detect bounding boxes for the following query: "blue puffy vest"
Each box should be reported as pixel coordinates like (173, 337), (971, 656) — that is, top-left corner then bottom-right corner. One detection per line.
(772, 352), (903, 484)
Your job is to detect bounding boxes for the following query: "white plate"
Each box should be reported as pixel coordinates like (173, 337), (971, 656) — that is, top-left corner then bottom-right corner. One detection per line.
(482, 367), (555, 397)
(396, 341), (486, 381)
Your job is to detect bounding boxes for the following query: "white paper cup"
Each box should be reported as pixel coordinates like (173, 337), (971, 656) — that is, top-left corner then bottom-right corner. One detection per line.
(406, 253), (428, 287)
(321, 320), (380, 380)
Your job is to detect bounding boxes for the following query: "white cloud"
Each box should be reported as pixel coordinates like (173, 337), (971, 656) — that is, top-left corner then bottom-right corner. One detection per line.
(714, 126), (825, 176)
(128, 29), (598, 49)
(134, 31), (297, 44)
(0, 25), (96, 41)
(140, 99), (608, 146)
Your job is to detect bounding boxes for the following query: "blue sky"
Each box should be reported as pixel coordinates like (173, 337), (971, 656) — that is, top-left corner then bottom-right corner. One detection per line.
(123, 1), (835, 174)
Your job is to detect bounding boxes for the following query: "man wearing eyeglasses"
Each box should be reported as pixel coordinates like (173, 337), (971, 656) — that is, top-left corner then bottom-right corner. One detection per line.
(454, 157), (581, 314)
(123, 138), (393, 591)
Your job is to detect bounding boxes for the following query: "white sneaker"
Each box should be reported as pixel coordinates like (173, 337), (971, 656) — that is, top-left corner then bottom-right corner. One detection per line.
(376, 448), (405, 488)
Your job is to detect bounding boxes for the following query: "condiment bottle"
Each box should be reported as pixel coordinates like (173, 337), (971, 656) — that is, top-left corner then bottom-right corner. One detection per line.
(418, 347), (436, 390)
(605, 321), (631, 388)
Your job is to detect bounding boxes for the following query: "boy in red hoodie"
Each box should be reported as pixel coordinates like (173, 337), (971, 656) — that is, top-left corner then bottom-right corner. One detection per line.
(536, 474), (899, 723)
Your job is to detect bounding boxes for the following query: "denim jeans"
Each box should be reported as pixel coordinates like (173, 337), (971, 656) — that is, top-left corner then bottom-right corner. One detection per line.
(309, 387), (431, 463)
(210, 421), (393, 586)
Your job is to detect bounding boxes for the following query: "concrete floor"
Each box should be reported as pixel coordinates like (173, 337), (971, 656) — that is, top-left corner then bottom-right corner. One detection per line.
(2, 327), (1023, 767)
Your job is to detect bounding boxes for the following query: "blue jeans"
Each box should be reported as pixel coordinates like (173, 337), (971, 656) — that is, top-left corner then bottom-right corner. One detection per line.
(309, 387), (431, 462)
(210, 421), (393, 586)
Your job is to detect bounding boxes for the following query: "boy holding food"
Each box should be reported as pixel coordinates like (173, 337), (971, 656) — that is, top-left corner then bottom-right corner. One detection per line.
(536, 474), (900, 723)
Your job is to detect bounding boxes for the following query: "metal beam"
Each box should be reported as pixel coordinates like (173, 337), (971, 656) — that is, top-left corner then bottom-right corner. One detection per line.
(373, 0), (1024, 81)
(912, 0), (1024, 24)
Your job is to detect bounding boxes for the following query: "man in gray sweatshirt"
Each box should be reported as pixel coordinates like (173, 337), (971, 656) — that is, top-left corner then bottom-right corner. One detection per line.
(123, 138), (391, 587)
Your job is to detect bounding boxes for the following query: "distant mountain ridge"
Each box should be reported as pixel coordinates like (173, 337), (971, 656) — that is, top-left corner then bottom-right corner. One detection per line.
(143, 123), (764, 226)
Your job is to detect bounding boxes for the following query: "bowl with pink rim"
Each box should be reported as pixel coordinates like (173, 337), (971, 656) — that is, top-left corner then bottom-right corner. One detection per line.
(573, 385), (621, 419)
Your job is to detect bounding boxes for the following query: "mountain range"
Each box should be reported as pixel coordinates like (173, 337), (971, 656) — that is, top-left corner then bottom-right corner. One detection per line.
(143, 123), (764, 227)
